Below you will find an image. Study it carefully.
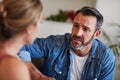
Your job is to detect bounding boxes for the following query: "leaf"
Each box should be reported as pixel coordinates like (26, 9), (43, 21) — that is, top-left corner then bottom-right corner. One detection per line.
(110, 44), (120, 59)
(102, 31), (112, 44)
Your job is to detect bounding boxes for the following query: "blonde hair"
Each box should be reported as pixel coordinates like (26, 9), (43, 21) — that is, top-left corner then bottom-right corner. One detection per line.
(0, 0), (42, 41)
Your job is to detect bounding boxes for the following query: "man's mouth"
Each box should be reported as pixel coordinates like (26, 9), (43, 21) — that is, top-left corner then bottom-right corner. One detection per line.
(72, 37), (83, 43)
(72, 38), (83, 47)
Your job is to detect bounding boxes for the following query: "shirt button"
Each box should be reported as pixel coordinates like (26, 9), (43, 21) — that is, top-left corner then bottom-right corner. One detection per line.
(58, 71), (62, 74)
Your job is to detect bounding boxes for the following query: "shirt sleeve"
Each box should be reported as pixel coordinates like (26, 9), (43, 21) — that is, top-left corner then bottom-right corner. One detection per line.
(18, 51), (31, 62)
(18, 38), (47, 61)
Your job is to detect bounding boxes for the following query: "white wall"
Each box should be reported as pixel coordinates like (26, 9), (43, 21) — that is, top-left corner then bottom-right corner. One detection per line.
(37, 20), (72, 38)
(96, 0), (120, 24)
(0, 0), (96, 19)
(41, 0), (96, 18)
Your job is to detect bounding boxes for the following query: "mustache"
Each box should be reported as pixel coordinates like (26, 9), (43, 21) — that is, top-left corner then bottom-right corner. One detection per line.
(71, 35), (84, 42)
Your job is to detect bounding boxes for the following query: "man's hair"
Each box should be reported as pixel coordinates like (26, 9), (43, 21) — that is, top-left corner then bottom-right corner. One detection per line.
(75, 6), (103, 30)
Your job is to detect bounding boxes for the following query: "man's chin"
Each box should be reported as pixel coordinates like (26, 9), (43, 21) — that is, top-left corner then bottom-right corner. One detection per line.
(73, 43), (82, 48)
(72, 44), (84, 50)
(71, 41), (84, 50)
(73, 46), (84, 51)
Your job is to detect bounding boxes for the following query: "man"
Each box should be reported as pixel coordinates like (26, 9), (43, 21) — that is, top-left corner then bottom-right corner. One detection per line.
(19, 6), (116, 80)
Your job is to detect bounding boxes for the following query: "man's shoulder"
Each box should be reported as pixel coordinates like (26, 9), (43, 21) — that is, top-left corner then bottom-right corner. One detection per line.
(94, 39), (110, 50)
(34, 33), (71, 48)
(93, 39), (115, 59)
(35, 33), (71, 42)
(47, 33), (71, 39)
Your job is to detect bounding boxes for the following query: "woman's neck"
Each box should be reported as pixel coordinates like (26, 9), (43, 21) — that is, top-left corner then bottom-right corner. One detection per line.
(0, 36), (25, 56)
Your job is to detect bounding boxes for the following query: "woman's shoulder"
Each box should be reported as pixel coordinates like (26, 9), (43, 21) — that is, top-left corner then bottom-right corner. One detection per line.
(0, 54), (31, 80)
(0, 54), (23, 67)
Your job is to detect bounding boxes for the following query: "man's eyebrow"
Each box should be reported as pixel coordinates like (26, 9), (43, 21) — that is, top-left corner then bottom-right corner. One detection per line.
(73, 22), (79, 25)
(83, 25), (89, 29)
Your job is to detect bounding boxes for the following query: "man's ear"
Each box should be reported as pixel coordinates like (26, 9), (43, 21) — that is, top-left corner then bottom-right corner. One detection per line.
(94, 29), (102, 38)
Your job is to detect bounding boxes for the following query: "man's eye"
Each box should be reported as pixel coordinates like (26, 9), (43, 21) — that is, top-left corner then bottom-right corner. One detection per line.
(83, 28), (89, 32)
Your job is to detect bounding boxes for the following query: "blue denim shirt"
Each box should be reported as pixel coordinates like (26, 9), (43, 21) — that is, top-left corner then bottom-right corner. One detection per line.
(19, 33), (116, 80)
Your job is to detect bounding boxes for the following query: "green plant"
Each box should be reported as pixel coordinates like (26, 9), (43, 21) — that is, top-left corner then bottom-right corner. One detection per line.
(102, 23), (120, 70)
(45, 10), (74, 22)
(109, 43), (120, 70)
(102, 23), (120, 59)
(110, 44), (120, 70)
(110, 44), (120, 59)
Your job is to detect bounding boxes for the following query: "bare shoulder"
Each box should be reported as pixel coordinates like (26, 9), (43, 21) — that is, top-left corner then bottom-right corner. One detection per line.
(0, 56), (31, 80)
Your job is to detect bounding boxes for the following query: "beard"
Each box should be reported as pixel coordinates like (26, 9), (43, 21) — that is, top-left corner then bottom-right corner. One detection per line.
(71, 35), (94, 51)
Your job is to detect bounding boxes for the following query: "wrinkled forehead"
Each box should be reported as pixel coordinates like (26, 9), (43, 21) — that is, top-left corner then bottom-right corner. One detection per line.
(74, 13), (97, 29)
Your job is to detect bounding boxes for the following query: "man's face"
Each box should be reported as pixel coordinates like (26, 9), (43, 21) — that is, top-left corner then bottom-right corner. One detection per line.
(71, 13), (97, 50)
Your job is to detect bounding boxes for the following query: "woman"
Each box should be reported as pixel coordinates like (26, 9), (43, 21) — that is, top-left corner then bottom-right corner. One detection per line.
(0, 0), (42, 80)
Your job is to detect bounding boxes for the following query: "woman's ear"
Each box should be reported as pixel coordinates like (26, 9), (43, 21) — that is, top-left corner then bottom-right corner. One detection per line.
(24, 24), (36, 44)
(26, 24), (34, 35)
(94, 29), (102, 38)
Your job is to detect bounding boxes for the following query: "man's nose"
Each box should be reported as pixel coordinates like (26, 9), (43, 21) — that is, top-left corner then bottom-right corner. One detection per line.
(76, 28), (83, 36)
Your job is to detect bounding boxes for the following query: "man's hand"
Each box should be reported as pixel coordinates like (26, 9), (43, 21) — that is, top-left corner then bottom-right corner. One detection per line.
(25, 62), (55, 80)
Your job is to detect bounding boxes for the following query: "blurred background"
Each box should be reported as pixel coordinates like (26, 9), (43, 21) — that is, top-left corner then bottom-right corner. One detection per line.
(41, 0), (120, 24)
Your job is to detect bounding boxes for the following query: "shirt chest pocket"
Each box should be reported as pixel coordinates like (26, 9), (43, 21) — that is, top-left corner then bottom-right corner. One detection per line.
(55, 64), (67, 75)
(54, 61), (69, 80)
